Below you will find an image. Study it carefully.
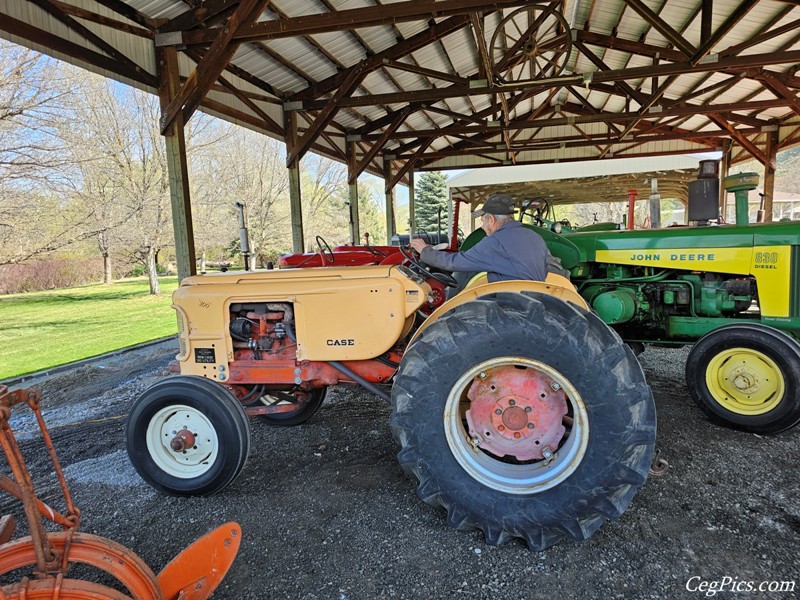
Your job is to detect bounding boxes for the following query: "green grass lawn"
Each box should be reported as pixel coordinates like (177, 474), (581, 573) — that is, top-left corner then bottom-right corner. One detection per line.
(0, 277), (180, 380)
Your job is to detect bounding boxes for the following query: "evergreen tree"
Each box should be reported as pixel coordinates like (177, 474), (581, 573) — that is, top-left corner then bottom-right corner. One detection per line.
(414, 171), (449, 235)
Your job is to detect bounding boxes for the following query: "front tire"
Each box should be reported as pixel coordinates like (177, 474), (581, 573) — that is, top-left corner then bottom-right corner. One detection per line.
(126, 376), (251, 496)
(391, 292), (655, 549)
(685, 324), (800, 433)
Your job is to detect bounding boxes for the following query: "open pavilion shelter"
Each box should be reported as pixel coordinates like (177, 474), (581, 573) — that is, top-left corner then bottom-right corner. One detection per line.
(2, 0), (799, 278)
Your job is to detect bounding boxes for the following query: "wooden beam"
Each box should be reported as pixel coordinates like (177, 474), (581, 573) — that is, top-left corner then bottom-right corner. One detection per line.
(174, 0), (539, 45)
(382, 59), (469, 85)
(216, 75), (282, 134)
(383, 161), (397, 242)
(0, 12), (156, 86)
(622, 0), (696, 57)
(286, 65), (366, 165)
(753, 73), (800, 119)
(92, 0), (158, 30)
(27, 0), (152, 83)
(346, 142), (360, 244)
(51, 1), (153, 38)
(348, 107), (411, 184)
(763, 129), (778, 221)
(157, 45), (196, 281)
(388, 140), (433, 191)
(361, 98), (788, 141)
(707, 113), (768, 164)
(691, 0), (758, 64)
(293, 15), (470, 102)
(284, 111), (305, 253)
(297, 49), (800, 109)
(160, 0), (271, 134)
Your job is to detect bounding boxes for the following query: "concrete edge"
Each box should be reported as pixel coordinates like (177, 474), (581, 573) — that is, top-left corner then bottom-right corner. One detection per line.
(1, 336), (179, 388)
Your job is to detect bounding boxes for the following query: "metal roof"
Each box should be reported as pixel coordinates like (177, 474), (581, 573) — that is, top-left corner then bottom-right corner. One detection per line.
(2, 0), (799, 185)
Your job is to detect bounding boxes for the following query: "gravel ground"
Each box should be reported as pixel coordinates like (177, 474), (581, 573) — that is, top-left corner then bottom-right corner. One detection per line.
(1, 339), (798, 599)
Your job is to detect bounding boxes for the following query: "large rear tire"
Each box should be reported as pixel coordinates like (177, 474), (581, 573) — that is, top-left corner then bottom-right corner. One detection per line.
(126, 376), (251, 496)
(391, 291), (655, 549)
(685, 324), (800, 433)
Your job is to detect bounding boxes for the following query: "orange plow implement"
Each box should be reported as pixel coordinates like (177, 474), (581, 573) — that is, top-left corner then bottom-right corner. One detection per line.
(0, 385), (240, 599)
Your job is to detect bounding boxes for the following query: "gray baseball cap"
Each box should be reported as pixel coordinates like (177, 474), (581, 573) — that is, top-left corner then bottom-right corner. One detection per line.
(472, 193), (516, 217)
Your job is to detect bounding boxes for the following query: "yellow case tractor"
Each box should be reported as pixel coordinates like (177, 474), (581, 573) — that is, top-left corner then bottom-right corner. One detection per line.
(126, 258), (655, 550)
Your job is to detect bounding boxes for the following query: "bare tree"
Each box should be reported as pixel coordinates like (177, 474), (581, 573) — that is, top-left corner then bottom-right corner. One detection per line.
(0, 42), (98, 266)
(193, 130), (290, 267)
(301, 154), (349, 249)
(57, 77), (225, 293)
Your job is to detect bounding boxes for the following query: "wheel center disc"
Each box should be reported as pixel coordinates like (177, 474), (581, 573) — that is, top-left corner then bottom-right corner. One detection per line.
(465, 365), (567, 461)
(706, 348), (784, 413)
(501, 405), (528, 430)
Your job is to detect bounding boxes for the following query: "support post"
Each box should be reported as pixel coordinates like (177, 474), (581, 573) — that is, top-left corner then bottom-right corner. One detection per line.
(408, 167), (415, 237)
(447, 188), (454, 245)
(763, 130), (778, 222)
(469, 189), (476, 232)
(156, 45), (196, 281)
(347, 141), (360, 244)
(284, 110), (305, 252)
(719, 139), (732, 221)
(288, 162), (304, 252)
(384, 160), (396, 244)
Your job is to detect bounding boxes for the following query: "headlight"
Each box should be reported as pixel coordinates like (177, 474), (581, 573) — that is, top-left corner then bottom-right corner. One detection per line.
(551, 222), (562, 234)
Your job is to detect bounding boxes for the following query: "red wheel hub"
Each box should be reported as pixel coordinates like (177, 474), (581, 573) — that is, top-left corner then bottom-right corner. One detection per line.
(465, 365), (568, 461)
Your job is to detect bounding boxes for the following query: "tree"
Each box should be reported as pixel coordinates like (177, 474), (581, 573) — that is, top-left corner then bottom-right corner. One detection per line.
(0, 42), (97, 266)
(301, 154), (349, 249)
(56, 76), (226, 293)
(356, 178), (386, 245)
(194, 130), (291, 267)
(414, 171), (449, 236)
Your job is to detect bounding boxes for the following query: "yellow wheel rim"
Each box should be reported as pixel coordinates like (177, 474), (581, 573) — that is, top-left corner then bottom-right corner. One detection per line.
(706, 348), (784, 415)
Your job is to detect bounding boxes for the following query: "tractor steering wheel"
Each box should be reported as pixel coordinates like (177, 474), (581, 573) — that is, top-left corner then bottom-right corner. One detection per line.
(316, 235), (334, 264)
(519, 196), (553, 225)
(399, 245), (458, 288)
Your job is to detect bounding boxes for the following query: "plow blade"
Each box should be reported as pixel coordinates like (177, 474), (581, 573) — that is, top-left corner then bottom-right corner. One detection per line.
(157, 522), (242, 600)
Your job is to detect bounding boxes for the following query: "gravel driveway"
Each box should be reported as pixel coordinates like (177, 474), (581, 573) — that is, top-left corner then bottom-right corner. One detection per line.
(1, 340), (798, 599)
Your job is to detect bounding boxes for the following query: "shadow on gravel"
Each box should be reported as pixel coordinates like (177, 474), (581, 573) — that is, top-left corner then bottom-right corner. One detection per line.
(1, 344), (798, 600)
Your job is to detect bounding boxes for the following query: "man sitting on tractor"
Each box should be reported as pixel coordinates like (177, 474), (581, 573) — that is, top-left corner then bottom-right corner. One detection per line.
(409, 193), (548, 283)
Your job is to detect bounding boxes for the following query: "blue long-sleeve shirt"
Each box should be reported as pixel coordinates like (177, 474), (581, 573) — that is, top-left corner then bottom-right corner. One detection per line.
(419, 220), (548, 282)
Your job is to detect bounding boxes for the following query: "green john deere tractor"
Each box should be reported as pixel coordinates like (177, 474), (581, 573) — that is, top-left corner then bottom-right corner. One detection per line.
(462, 170), (800, 434)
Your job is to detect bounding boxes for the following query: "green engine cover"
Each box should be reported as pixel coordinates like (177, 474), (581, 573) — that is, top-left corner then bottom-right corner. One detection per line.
(592, 289), (637, 324)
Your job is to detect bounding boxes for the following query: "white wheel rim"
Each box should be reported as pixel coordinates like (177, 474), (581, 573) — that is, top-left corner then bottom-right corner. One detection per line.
(444, 357), (589, 495)
(145, 404), (219, 479)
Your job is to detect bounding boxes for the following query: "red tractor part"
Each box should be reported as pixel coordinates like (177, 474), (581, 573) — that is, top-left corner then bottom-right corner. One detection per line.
(0, 385), (240, 600)
(465, 365), (568, 461)
(627, 189), (638, 230)
(277, 237), (447, 316)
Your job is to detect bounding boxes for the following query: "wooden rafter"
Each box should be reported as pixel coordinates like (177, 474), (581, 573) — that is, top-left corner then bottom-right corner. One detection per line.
(707, 113), (768, 164)
(160, 0), (272, 134)
(0, 11), (155, 87)
(286, 65), (366, 165)
(348, 107), (412, 184)
(387, 139), (434, 190)
(171, 0), (544, 46)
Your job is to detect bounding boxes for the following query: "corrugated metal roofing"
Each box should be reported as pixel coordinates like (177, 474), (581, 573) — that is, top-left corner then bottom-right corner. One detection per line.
(1, 0), (799, 183)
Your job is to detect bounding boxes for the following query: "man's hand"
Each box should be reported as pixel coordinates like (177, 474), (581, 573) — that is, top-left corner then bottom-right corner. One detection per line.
(409, 238), (429, 254)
